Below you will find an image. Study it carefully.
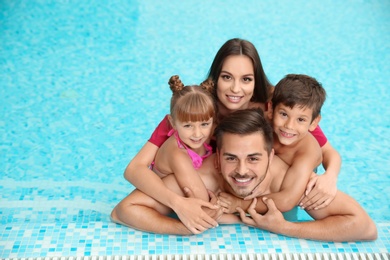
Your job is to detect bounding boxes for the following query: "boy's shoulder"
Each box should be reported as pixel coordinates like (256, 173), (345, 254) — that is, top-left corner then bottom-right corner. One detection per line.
(275, 133), (321, 166)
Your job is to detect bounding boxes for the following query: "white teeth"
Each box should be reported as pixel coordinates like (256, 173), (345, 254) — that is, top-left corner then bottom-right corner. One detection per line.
(227, 95), (241, 101)
(235, 178), (251, 183)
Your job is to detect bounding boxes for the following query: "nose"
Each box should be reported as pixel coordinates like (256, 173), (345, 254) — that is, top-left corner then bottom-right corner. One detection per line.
(193, 126), (201, 138)
(285, 118), (294, 129)
(230, 80), (240, 93)
(236, 160), (249, 175)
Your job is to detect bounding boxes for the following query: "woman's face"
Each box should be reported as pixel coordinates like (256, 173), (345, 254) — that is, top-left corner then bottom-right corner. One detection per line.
(216, 55), (255, 115)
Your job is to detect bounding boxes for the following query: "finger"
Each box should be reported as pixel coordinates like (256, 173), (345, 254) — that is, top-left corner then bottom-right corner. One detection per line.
(314, 198), (332, 210)
(243, 193), (256, 201)
(218, 200), (230, 209)
(262, 197), (277, 211)
(305, 177), (317, 195)
(300, 192), (321, 209)
(237, 207), (256, 226)
(305, 195), (327, 210)
(208, 189), (216, 200)
(201, 213), (219, 227)
(246, 198), (258, 215)
(207, 190), (219, 206)
(183, 187), (194, 198)
(199, 199), (219, 209)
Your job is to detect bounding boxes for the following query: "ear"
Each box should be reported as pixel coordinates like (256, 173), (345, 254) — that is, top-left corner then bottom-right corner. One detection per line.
(168, 115), (176, 129)
(269, 148), (275, 165)
(266, 101), (273, 121)
(309, 115), (321, 131)
(215, 149), (221, 171)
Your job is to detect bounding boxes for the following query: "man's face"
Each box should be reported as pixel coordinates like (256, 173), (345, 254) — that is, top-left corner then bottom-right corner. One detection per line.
(217, 132), (272, 198)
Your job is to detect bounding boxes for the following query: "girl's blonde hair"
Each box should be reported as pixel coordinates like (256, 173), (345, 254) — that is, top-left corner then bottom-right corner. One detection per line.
(168, 75), (216, 123)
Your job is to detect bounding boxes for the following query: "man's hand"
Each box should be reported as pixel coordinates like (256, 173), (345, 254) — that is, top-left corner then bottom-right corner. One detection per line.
(218, 192), (242, 213)
(300, 174), (337, 210)
(237, 197), (285, 232)
(174, 187), (219, 234)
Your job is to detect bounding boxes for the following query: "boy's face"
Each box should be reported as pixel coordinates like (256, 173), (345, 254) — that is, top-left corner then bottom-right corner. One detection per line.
(216, 132), (273, 198)
(271, 103), (319, 146)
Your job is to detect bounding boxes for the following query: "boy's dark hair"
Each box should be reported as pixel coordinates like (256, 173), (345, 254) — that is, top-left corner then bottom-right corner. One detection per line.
(214, 108), (273, 154)
(272, 74), (326, 121)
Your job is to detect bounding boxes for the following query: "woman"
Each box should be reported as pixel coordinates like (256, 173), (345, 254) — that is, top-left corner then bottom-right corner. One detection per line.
(111, 38), (341, 234)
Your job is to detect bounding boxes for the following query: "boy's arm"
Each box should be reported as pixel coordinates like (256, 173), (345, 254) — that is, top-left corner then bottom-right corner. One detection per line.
(254, 149), (320, 212)
(301, 141), (341, 210)
(238, 191), (377, 242)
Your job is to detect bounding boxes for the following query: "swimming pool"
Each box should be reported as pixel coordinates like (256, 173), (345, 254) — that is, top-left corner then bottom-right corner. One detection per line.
(1, 0), (389, 258)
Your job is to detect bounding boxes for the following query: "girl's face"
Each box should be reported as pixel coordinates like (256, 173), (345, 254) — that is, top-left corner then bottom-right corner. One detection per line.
(216, 55), (255, 116)
(173, 118), (214, 151)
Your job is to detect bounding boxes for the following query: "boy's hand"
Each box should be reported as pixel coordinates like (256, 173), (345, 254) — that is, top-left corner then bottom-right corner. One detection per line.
(300, 173), (337, 210)
(218, 192), (242, 213)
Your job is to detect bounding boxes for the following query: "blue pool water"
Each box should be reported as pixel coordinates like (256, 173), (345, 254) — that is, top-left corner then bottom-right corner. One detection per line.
(1, 0), (389, 258)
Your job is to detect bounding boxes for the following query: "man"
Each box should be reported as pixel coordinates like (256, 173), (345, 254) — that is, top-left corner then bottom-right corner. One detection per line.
(111, 109), (377, 241)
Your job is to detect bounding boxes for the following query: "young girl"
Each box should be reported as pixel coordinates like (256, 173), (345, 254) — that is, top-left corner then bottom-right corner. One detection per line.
(151, 75), (216, 201)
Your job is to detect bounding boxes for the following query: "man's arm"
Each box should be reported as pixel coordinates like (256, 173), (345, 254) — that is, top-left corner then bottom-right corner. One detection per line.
(237, 191), (377, 242)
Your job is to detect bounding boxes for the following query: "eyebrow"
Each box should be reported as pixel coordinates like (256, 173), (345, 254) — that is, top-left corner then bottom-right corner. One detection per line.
(220, 70), (254, 77)
(223, 152), (263, 157)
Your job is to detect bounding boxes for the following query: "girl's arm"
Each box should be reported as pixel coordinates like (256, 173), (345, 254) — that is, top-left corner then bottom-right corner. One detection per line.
(123, 139), (218, 233)
(169, 150), (210, 202)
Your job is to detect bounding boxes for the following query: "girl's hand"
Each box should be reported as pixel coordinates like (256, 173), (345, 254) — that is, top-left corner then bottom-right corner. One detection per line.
(175, 188), (219, 234)
(300, 173), (337, 210)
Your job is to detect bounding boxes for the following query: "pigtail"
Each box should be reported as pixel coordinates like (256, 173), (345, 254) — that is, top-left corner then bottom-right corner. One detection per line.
(199, 78), (214, 95)
(168, 75), (184, 94)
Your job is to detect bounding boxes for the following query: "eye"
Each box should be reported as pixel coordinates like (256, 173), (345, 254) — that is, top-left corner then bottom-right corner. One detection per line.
(243, 77), (254, 82)
(201, 122), (210, 127)
(225, 156), (236, 162)
(183, 124), (192, 128)
(221, 74), (232, 80)
(298, 118), (306, 123)
(248, 157), (260, 162)
(279, 112), (287, 117)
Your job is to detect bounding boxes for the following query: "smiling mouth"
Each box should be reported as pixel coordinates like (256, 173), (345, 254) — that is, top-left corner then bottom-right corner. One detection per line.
(280, 130), (295, 138)
(232, 176), (253, 185)
(226, 95), (242, 103)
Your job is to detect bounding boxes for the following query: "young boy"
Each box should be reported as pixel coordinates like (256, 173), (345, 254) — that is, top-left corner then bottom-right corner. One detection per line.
(218, 74), (326, 214)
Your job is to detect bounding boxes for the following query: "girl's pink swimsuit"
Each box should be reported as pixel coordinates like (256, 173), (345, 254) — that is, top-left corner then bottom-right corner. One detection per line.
(151, 129), (213, 175)
(168, 129), (213, 169)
